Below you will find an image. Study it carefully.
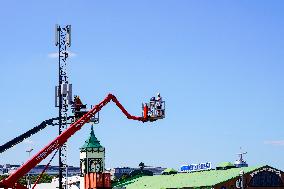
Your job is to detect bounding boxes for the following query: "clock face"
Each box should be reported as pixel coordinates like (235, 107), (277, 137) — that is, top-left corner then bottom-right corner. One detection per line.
(90, 162), (96, 172)
(89, 158), (103, 172)
(95, 163), (101, 172)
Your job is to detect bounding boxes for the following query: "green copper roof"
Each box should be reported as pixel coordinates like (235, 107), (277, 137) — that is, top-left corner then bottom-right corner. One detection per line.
(80, 125), (103, 150)
(117, 165), (263, 189)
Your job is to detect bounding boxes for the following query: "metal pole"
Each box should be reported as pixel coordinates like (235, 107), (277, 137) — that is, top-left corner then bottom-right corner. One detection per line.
(242, 174), (244, 189)
(56, 25), (71, 189)
(57, 25), (64, 189)
(26, 148), (33, 189)
(240, 170), (245, 189)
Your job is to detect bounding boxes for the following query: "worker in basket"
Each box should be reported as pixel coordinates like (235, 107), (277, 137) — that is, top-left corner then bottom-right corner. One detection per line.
(73, 96), (87, 119)
(148, 93), (163, 118)
(156, 93), (163, 117)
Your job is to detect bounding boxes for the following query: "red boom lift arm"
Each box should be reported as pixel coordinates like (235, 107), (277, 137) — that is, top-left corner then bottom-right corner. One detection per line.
(0, 94), (151, 189)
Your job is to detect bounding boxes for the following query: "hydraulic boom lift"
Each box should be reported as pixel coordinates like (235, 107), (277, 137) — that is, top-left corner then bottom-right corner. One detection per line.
(0, 117), (74, 154)
(0, 93), (165, 189)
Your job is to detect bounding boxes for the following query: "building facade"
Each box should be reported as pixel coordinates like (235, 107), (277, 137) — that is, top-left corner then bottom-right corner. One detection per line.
(215, 165), (284, 189)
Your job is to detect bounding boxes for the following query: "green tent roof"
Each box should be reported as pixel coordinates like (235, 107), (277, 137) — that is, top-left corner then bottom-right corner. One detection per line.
(80, 125), (103, 150)
(217, 162), (235, 168)
(162, 168), (178, 173)
(117, 165), (263, 189)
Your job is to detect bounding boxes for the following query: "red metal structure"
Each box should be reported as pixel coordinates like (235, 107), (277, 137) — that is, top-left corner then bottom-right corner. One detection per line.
(0, 93), (162, 189)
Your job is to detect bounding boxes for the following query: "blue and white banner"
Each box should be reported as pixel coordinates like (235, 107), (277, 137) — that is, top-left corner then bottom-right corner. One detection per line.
(181, 162), (212, 172)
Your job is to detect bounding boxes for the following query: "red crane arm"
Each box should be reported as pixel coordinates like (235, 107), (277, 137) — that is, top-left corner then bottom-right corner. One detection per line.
(0, 94), (147, 188)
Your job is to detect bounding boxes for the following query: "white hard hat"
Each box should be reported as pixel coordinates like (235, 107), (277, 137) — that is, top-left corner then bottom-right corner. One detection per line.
(157, 92), (160, 96)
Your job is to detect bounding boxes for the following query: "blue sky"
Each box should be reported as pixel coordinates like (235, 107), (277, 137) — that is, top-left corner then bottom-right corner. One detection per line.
(0, 0), (284, 171)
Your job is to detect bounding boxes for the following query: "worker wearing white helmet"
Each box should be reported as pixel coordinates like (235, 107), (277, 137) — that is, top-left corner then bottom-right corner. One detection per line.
(156, 92), (162, 116)
(157, 93), (162, 102)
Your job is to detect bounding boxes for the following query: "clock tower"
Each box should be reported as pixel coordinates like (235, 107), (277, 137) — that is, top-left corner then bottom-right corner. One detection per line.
(80, 125), (105, 188)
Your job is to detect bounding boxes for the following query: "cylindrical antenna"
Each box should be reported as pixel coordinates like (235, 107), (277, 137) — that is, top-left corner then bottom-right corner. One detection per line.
(55, 24), (60, 46)
(67, 25), (71, 47)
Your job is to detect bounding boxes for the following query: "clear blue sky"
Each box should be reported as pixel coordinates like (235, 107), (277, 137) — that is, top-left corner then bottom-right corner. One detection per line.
(0, 0), (284, 171)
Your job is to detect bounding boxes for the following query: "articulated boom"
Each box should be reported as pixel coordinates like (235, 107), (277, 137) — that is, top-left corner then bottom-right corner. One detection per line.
(0, 94), (163, 189)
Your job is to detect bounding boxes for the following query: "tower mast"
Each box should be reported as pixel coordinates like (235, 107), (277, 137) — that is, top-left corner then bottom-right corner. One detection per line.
(55, 24), (72, 189)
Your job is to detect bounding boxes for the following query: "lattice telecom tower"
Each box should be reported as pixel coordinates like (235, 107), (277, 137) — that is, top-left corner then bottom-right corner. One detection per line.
(55, 24), (72, 189)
